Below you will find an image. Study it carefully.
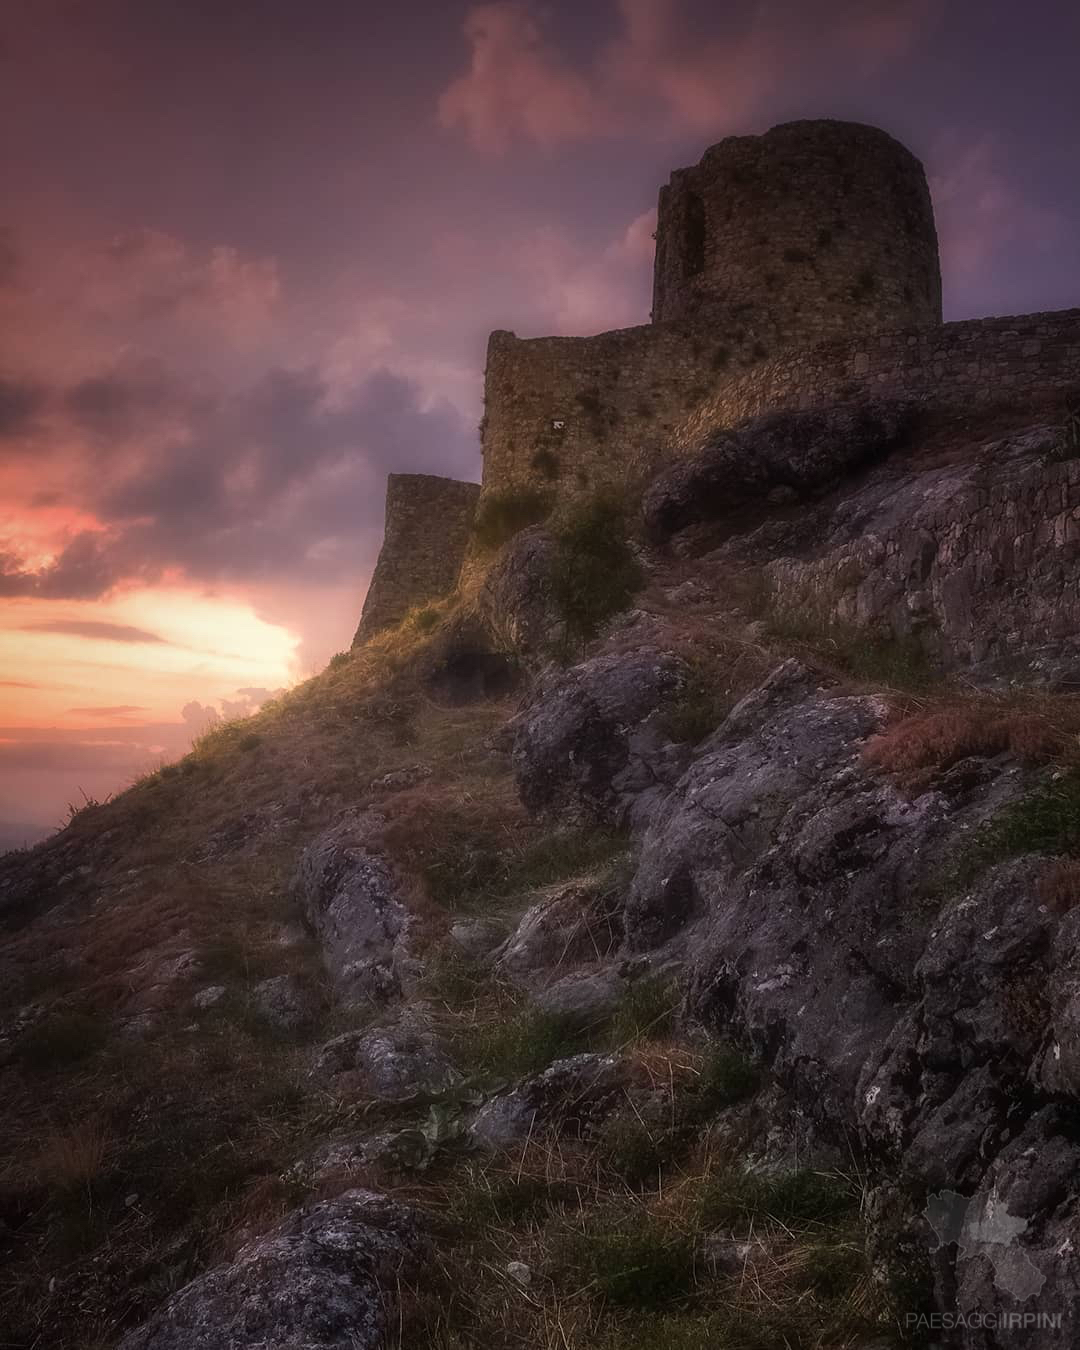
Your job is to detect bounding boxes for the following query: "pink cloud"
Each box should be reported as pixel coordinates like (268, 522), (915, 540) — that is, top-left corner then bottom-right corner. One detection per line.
(438, 2), (605, 154)
(439, 0), (940, 153)
(931, 135), (1063, 279)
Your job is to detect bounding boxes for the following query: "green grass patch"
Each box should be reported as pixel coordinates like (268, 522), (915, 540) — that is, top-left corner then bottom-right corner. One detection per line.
(423, 825), (629, 913)
(950, 769), (1080, 885)
(768, 609), (942, 692)
(699, 1167), (860, 1231)
(553, 1209), (696, 1308)
(454, 1007), (591, 1081)
(607, 974), (678, 1047)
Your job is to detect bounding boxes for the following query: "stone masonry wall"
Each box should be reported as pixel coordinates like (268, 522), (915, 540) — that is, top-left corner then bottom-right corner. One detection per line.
(652, 120), (941, 341)
(481, 323), (738, 504)
(674, 308), (1080, 452)
(353, 474), (480, 644)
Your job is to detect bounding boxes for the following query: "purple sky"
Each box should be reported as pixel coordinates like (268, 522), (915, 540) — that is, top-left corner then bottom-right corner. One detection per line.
(1, 0), (1079, 831)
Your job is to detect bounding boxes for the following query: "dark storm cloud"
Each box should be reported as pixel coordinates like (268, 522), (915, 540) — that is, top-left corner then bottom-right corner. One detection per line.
(0, 376), (45, 438)
(22, 619), (164, 643)
(0, 228), (17, 287)
(63, 366), (202, 440)
(0, 533), (124, 600)
(96, 363), (478, 585)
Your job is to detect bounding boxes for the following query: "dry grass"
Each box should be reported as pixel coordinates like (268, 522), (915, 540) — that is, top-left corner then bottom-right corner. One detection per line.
(30, 1117), (111, 1190)
(863, 696), (1080, 791)
(1038, 859), (1080, 914)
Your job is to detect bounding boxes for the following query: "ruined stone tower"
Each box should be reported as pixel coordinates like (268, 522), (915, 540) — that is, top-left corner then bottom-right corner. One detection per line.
(352, 473), (480, 644)
(479, 120), (942, 507)
(652, 120), (942, 342)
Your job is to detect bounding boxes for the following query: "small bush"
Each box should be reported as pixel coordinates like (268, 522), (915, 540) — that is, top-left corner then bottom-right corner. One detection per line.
(326, 650), (351, 669)
(472, 487), (552, 551)
(550, 495), (643, 655)
(553, 1210), (696, 1307)
(412, 606), (441, 633)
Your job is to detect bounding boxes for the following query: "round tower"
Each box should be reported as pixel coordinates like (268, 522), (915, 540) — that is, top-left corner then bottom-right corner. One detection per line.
(651, 120), (941, 350)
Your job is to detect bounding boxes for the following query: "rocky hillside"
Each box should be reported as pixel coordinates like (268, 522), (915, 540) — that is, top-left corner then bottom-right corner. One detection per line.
(3, 399), (1080, 1349)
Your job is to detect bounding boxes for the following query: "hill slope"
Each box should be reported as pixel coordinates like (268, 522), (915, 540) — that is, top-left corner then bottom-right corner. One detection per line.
(4, 402), (1080, 1349)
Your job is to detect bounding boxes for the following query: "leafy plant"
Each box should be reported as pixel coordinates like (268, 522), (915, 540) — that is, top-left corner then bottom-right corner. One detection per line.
(472, 487), (552, 551)
(550, 495), (643, 655)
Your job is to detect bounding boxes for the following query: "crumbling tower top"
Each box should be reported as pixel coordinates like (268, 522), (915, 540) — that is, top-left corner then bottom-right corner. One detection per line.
(651, 119), (941, 347)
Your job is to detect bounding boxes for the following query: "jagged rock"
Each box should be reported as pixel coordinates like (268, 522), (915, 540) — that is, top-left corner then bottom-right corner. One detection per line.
(497, 880), (622, 984)
(478, 526), (564, 662)
(117, 1189), (425, 1350)
(649, 665), (1054, 1175)
(512, 642), (689, 826)
(952, 1107), (1080, 1343)
(293, 816), (417, 1005)
(449, 917), (507, 961)
(313, 1016), (459, 1101)
(302, 1130), (436, 1180)
(763, 425), (1080, 682)
(531, 969), (623, 1023)
(469, 1053), (628, 1149)
(642, 401), (911, 540)
(626, 660), (886, 949)
(252, 975), (317, 1034)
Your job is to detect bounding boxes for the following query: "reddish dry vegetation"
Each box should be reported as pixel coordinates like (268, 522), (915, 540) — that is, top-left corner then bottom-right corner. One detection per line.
(1038, 859), (1080, 915)
(862, 700), (1080, 791)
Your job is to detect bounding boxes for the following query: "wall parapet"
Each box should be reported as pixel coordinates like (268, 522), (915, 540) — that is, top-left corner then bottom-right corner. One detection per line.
(673, 308), (1080, 450)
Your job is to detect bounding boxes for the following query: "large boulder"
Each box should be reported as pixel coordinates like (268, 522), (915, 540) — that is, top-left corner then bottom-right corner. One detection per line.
(293, 816), (417, 1005)
(478, 526), (565, 664)
(512, 639), (689, 826)
(642, 400), (911, 541)
(626, 660), (886, 948)
(117, 1189), (426, 1350)
(313, 1014), (460, 1101)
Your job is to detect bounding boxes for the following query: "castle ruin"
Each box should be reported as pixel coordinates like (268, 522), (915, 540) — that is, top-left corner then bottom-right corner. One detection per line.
(355, 118), (1080, 642)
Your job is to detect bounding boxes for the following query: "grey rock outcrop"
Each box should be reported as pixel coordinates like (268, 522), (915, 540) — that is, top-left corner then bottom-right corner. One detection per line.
(642, 401), (911, 540)
(117, 1189), (425, 1350)
(314, 1016), (459, 1101)
(469, 1053), (629, 1149)
(512, 641), (689, 826)
(293, 817), (417, 1005)
(763, 426), (1080, 683)
(478, 526), (564, 663)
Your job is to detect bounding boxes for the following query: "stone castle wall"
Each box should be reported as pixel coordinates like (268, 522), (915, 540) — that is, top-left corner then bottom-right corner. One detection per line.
(653, 120), (941, 344)
(481, 324), (737, 503)
(481, 119), (943, 509)
(353, 473), (479, 644)
(673, 308), (1080, 451)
